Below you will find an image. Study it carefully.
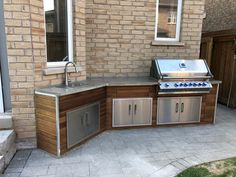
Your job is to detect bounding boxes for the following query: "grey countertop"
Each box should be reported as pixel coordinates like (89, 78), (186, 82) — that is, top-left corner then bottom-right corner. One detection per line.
(210, 80), (222, 84)
(35, 77), (222, 97)
(35, 77), (158, 97)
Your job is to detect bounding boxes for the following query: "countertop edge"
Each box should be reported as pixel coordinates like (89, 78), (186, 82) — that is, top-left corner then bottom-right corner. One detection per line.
(34, 78), (222, 97)
(35, 79), (158, 97)
(210, 80), (222, 84)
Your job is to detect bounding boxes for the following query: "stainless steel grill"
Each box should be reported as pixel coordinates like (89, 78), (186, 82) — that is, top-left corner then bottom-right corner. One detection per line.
(150, 59), (214, 94)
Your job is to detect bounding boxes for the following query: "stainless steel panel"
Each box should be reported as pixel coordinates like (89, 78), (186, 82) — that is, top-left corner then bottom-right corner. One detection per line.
(85, 104), (100, 135)
(157, 97), (180, 124)
(67, 102), (100, 149)
(132, 98), (152, 126)
(55, 96), (61, 157)
(158, 90), (211, 95)
(157, 59), (208, 77)
(159, 81), (212, 90)
(179, 97), (202, 123)
(113, 99), (133, 127)
(67, 108), (86, 148)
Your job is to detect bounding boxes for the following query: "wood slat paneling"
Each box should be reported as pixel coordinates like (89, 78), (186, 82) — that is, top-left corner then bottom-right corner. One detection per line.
(59, 88), (106, 153)
(35, 94), (57, 155)
(59, 88), (106, 113)
(116, 86), (153, 98)
(201, 84), (218, 123)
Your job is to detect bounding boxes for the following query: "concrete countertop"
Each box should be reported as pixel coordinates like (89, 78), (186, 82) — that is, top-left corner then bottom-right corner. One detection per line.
(35, 77), (158, 97)
(35, 77), (222, 97)
(210, 80), (222, 84)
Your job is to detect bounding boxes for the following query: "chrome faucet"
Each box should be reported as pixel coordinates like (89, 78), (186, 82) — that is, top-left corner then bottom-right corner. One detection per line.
(64, 62), (79, 86)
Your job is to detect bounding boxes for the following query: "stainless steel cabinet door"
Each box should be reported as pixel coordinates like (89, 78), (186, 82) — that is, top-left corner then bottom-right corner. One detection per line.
(179, 97), (202, 123)
(113, 99), (133, 127)
(67, 108), (86, 148)
(132, 98), (152, 126)
(67, 103), (100, 149)
(157, 97), (180, 124)
(85, 103), (100, 136)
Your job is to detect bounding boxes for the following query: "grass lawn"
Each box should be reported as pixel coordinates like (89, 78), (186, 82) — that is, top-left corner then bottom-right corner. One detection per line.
(176, 157), (236, 177)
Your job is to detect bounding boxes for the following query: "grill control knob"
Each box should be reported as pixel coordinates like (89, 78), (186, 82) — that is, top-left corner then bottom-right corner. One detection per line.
(193, 83), (197, 87)
(165, 83), (169, 87)
(184, 83), (188, 87)
(180, 83), (183, 87)
(189, 83), (193, 86)
(198, 83), (202, 86)
(174, 83), (179, 87)
(202, 82), (207, 86)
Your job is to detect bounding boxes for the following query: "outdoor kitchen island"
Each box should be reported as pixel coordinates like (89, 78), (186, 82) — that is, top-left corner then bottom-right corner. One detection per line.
(35, 77), (221, 157)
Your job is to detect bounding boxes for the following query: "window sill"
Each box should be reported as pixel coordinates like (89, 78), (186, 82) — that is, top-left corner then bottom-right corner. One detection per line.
(151, 41), (185, 46)
(43, 66), (81, 76)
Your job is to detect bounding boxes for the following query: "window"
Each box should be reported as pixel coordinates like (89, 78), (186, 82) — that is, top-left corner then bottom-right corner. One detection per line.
(155, 0), (182, 41)
(43, 0), (73, 67)
(168, 11), (177, 24)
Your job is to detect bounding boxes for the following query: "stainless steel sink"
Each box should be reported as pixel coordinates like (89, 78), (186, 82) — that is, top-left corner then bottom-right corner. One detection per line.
(55, 82), (89, 88)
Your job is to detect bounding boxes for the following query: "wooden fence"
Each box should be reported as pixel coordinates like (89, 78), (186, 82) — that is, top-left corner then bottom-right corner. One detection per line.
(200, 29), (236, 108)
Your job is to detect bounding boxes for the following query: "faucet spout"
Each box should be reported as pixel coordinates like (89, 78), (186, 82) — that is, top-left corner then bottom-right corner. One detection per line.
(64, 61), (79, 86)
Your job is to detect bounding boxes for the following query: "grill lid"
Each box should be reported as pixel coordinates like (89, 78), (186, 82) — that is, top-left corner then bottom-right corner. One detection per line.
(151, 59), (213, 80)
(150, 59), (214, 94)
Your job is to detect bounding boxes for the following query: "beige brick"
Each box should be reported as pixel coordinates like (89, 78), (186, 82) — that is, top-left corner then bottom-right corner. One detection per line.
(4, 0), (204, 148)
(94, 0), (107, 4)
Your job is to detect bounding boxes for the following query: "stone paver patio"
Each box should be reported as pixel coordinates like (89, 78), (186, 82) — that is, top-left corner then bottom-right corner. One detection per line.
(2, 104), (236, 177)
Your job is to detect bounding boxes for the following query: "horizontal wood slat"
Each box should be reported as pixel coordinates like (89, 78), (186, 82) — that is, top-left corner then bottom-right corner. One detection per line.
(116, 86), (154, 98)
(35, 94), (57, 155)
(59, 88), (106, 154)
(59, 88), (106, 113)
(200, 84), (218, 123)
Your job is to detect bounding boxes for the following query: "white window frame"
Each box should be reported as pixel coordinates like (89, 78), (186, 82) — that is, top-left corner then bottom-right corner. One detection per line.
(45, 0), (73, 68)
(154, 0), (182, 42)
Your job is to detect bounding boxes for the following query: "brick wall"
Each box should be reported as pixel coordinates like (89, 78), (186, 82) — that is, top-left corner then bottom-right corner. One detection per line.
(86, 0), (206, 77)
(203, 0), (236, 32)
(3, 0), (86, 148)
(3, 0), (205, 148)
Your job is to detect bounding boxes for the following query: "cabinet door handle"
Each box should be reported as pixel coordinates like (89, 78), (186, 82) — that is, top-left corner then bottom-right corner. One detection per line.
(181, 103), (184, 113)
(175, 103), (179, 113)
(129, 104), (132, 115)
(134, 104), (137, 114)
